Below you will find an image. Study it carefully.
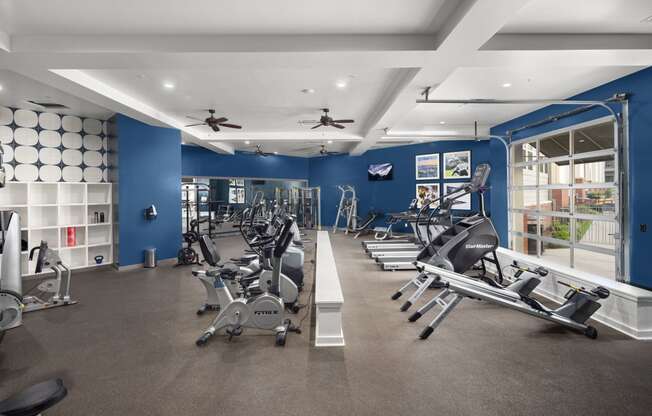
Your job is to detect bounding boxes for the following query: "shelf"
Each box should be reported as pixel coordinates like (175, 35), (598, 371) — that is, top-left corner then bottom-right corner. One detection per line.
(88, 202), (110, 206)
(0, 204), (28, 208)
(59, 245), (86, 250)
(60, 203), (86, 206)
(88, 222), (112, 227)
(88, 242), (111, 248)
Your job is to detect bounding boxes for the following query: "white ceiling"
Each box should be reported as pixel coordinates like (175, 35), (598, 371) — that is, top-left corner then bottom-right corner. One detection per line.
(83, 68), (401, 134)
(0, 0), (446, 35)
(1, 0), (651, 156)
(501, 0), (652, 34)
(392, 65), (642, 135)
(0, 69), (113, 119)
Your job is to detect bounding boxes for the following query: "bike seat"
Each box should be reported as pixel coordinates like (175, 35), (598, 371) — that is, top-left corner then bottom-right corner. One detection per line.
(0, 379), (67, 416)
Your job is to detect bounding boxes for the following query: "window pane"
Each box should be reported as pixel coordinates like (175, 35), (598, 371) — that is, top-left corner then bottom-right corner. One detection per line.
(539, 132), (570, 159)
(573, 122), (614, 155)
(511, 234), (539, 256)
(574, 188), (616, 216)
(575, 218), (616, 249)
(574, 248), (615, 279)
(574, 155), (615, 184)
(539, 189), (570, 213)
(541, 216), (570, 241)
(511, 166), (537, 187)
(540, 241), (570, 268)
(511, 212), (538, 235)
(512, 189), (538, 210)
(539, 160), (570, 186)
(512, 141), (537, 163)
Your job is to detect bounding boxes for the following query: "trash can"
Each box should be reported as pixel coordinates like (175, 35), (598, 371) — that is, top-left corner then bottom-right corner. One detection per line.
(144, 247), (157, 268)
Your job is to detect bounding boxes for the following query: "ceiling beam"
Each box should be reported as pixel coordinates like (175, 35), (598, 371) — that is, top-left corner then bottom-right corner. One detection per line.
(482, 34), (652, 51)
(350, 0), (532, 155)
(11, 34), (437, 54)
(0, 30), (9, 52)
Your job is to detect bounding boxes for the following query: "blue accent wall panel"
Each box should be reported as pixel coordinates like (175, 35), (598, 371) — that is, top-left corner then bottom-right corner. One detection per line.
(116, 115), (182, 266)
(182, 145), (309, 179)
(490, 66), (652, 289)
(308, 140), (494, 230)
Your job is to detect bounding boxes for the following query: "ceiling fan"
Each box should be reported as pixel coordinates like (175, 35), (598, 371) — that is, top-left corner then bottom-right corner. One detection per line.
(299, 108), (354, 130)
(242, 144), (274, 157)
(185, 109), (242, 132)
(292, 144), (343, 156)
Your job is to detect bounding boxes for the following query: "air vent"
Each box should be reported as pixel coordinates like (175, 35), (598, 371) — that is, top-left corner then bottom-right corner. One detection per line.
(25, 100), (70, 110)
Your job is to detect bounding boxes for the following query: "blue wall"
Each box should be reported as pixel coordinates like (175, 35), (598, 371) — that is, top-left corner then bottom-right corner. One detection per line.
(490, 66), (652, 289)
(182, 145), (309, 179)
(309, 140), (493, 229)
(116, 115), (182, 266)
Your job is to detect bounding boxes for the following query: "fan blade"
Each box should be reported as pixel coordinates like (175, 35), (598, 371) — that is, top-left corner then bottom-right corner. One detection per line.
(213, 117), (228, 124)
(299, 120), (320, 124)
(186, 116), (205, 121)
(185, 123), (206, 127)
(332, 119), (354, 123)
(211, 125), (220, 132)
(310, 124), (322, 129)
(218, 123), (242, 129)
(327, 151), (343, 155)
(331, 123), (345, 129)
(262, 152), (274, 157)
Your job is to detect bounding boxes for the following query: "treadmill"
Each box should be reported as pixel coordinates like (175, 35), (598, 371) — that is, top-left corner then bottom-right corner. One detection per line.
(360, 200), (418, 250)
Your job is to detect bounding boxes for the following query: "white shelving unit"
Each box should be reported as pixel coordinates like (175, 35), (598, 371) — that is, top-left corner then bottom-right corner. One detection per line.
(0, 182), (113, 276)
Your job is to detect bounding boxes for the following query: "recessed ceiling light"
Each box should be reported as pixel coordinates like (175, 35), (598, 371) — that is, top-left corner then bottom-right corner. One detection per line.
(641, 15), (652, 23)
(327, 140), (333, 144)
(0, 84), (3, 92)
(274, 151), (279, 155)
(137, 74), (146, 79)
(335, 80), (347, 89)
(244, 140), (250, 145)
(439, 121), (446, 125)
(301, 88), (315, 94)
(502, 83), (512, 88)
(163, 81), (175, 90)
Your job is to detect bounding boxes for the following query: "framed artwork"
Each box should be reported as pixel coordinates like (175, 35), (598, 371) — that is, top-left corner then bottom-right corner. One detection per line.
(443, 150), (471, 179)
(236, 188), (246, 204)
(415, 183), (440, 209)
(444, 183), (471, 210)
(228, 187), (238, 203)
(415, 153), (440, 180)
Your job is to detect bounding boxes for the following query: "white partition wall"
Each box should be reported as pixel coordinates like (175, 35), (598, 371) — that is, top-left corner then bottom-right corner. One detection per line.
(0, 182), (113, 276)
(315, 231), (345, 347)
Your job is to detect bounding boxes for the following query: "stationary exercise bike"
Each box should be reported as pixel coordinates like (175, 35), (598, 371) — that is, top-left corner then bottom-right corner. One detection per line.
(195, 218), (301, 346)
(25, 241), (77, 312)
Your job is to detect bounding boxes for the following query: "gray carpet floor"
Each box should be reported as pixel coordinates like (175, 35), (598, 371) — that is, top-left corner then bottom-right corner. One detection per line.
(1, 232), (651, 416)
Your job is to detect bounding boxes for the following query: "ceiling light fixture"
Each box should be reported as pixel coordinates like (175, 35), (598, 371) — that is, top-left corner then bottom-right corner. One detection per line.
(274, 151), (279, 155)
(163, 81), (175, 90)
(327, 140), (333, 144)
(335, 80), (347, 89)
(301, 88), (315, 94)
(0, 84), (3, 92)
(502, 83), (512, 88)
(244, 140), (250, 145)
(641, 15), (652, 23)
(439, 121), (446, 125)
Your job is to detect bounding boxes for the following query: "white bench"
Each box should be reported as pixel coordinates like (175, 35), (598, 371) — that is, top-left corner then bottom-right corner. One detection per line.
(314, 231), (345, 347)
(493, 247), (652, 340)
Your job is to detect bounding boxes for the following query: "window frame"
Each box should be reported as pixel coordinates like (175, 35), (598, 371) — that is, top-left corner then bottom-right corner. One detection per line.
(507, 116), (623, 280)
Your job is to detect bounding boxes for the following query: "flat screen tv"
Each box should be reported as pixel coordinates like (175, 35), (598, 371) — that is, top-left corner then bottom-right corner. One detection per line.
(368, 163), (393, 181)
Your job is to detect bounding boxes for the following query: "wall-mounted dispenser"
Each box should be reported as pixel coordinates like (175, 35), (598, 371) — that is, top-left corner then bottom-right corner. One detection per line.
(144, 205), (157, 220)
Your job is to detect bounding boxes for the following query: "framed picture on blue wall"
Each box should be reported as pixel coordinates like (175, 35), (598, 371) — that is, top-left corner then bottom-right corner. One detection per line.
(415, 153), (440, 180)
(443, 150), (471, 179)
(444, 183), (471, 210)
(416, 183), (440, 209)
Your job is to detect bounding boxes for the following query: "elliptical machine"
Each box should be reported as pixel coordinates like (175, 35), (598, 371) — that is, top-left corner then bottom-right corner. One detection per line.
(391, 163), (503, 311)
(195, 217), (302, 346)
